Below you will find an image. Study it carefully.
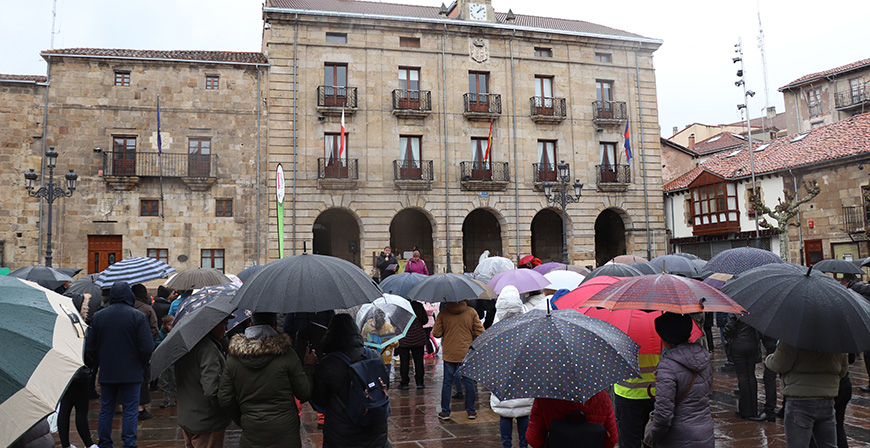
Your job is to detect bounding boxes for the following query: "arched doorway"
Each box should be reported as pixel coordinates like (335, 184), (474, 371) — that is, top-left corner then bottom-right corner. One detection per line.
(312, 208), (360, 266)
(594, 208), (626, 267)
(531, 209), (563, 263)
(390, 209), (434, 273)
(462, 209), (502, 273)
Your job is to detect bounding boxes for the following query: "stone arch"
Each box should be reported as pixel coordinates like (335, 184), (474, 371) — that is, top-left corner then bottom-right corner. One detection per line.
(390, 208), (435, 272)
(462, 208), (504, 273)
(531, 208), (563, 263)
(312, 207), (361, 266)
(594, 207), (627, 267)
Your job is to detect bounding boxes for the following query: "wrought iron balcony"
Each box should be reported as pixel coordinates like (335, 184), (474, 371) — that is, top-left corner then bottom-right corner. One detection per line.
(460, 161), (509, 191)
(529, 96), (567, 123)
(317, 85), (358, 115)
(101, 151), (217, 178)
(392, 89), (432, 117)
(596, 164), (631, 184)
(463, 93), (501, 120)
(835, 90), (870, 111)
(393, 160), (434, 190)
(842, 205), (864, 233)
(317, 158), (358, 179)
(532, 162), (559, 183)
(592, 100), (627, 126)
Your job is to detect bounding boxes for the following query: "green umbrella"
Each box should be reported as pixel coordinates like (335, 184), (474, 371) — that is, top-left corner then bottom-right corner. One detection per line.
(0, 276), (87, 447)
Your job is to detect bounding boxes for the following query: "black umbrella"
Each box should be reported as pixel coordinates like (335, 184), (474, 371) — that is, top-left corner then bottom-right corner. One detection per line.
(628, 261), (658, 275)
(720, 263), (870, 353)
(703, 247), (784, 275)
(673, 252), (701, 260)
(235, 253), (382, 313)
(9, 266), (74, 290)
(236, 264), (264, 284)
(649, 254), (702, 277)
(378, 272), (428, 297)
(65, 273), (102, 298)
(406, 273), (486, 303)
(55, 268), (82, 279)
(580, 264), (643, 284)
(813, 259), (865, 275)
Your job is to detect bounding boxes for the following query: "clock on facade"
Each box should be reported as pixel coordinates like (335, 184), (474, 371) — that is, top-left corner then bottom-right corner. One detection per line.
(469, 2), (487, 21)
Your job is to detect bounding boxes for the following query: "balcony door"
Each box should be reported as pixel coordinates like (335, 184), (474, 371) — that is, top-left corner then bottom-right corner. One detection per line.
(534, 76), (554, 114)
(537, 140), (556, 181)
(324, 63), (348, 107)
(398, 67), (420, 109)
(596, 80), (614, 118)
(325, 133), (348, 178)
(399, 136), (421, 179)
(599, 142), (618, 182)
(188, 138), (211, 177)
(468, 71), (490, 112)
(112, 136), (136, 176)
(471, 137), (492, 180)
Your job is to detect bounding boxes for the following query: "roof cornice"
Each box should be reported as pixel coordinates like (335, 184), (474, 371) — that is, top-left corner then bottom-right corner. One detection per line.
(40, 52), (269, 67)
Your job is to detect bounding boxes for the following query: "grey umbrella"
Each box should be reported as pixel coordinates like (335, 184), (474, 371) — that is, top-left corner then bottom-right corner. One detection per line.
(235, 253), (383, 313)
(166, 268), (231, 290)
(236, 264), (264, 284)
(628, 261), (658, 275)
(580, 264), (643, 284)
(813, 259), (865, 275)
(65, 274), (101, 298)
(649, 254), (702, 277)
(9, 266), (74, 290)
(407, 273), (487, 303)
(378, 272), (428, 297)
(55, 268), (82, 279)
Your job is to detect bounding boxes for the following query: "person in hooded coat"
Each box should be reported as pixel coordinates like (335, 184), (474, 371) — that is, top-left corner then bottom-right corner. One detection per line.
(312, 314), (391, 448)
(648, 312), (714, 447)
(433, 299), (485, 420)
(396, 300), (428, 389)
(218, 313), (316, 448)
(86, 281), (154, 448)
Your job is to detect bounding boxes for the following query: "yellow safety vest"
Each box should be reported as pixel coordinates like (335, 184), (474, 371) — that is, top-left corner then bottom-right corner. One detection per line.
(614, 353), (660, 400)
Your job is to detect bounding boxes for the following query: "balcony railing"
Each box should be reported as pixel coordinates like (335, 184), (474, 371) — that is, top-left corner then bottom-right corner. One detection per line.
(460, 161), (510, 182)
(808, 103), (822, 117)
(463, 93), (502, 116)
(393, 160), (434, 181)
(532, 162), (559, 183)
(596, 164), (631, 184)
(317, 85), (358, 109)
(101, 151), (217, 178)
(530, 96), (567, 121)
(835, 90), (869, 110)
(392, 89), (432, 112)
(317, 158), (358, 179)
(843, 205), (864, 233)
(592, 100), (628, 124)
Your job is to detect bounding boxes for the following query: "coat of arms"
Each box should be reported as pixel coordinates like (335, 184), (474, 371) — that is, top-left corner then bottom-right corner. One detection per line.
(470, 37), (489, 63)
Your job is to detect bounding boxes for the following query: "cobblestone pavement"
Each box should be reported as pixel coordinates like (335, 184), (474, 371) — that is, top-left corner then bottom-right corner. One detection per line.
(58, 331), (870, 447)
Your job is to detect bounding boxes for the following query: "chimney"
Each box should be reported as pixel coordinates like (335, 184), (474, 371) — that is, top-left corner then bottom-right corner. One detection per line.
(672, 126), (678, 136)
(766, 106), (776, 120)
(505, 9), (516, 23)
(688, 134), (695, 150)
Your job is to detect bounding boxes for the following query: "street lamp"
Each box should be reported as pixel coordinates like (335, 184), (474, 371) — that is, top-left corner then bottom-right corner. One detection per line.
(24, 147), (78, 267)
(542, 160), (583, 264)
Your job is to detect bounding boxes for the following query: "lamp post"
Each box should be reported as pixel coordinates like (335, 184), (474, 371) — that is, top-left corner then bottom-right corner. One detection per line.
(542, 160), (583, 265)
(24, 147), (78, 267)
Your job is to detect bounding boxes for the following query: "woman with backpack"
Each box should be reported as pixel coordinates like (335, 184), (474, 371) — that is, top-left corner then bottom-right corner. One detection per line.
(525, 391), (618, 448)
(312, 314), (390, 448)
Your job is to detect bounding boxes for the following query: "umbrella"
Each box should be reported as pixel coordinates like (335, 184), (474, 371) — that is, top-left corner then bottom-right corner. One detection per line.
(611, 255), (647, 264)
(378, 272), (428, 297)
(406, 273), (486, 303)
(228, 308), (252, 332)
(583, 273), (746, 314)
(702, 273), (733, 289)
(720, 263), (870, 353)
(236, 265), (264, 284)
(861, 258), (870, 268)
(519, 255), (535, 266)
(55, 268), (82, 279)
(174, 283), (240, 324)
(533, 262), (565, 274)
(704, 247), (784, 276)
(628, 261), (658, 275)
(64, 273), (102, 299)
(458, 309), (640, 403)
(813, 259), (865, 275)
(649, 254), (702, 277)
(692, 259), (708, 271)
(548, 264), (592, 276)
(0, 277), (87, 447)
(580, 264), (643, 284)
(543, 270), (585, 291)
(8, 266), (74, 290)
(471, 279), (498, 299)
(673, 252), (701, 260)
(225, 273), (243, 287)
(150, 286), (239, 381)
(489, 269), (551, 294)
(235, 253), (382, 313)
(166, 268), (232, 290)
(94, 257), (176, 288)
(355, 294), (417, 350)
(473, 256), (516, 283)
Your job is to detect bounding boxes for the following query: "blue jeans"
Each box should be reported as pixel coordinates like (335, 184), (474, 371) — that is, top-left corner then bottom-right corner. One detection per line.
(500, 415), (529, 448)
(785, 398), (836, 448)
(98, 382), (140, 448)
(441, 361), (475, 414)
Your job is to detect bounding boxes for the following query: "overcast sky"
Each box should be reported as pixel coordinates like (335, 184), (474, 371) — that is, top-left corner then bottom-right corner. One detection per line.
(2, 0), (865, 137)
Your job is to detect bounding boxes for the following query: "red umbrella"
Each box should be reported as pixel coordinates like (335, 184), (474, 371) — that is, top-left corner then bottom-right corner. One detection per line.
(553, 276), (702, 354)
(519, 255), (535, 266)
(582, 274), (746, 314)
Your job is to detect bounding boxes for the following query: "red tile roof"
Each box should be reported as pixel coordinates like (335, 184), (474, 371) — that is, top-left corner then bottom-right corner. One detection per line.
(265, 0), (652, 41)
(665, 112), (870, 192)
(779, 58), (870, 91)
(690, 132), (747, 155)
(0, 74), (47, 83)
(41, 49), (268, 65)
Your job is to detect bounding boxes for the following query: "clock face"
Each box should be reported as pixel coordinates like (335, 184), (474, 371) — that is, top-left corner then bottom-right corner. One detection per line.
(469, 3), (487, 21)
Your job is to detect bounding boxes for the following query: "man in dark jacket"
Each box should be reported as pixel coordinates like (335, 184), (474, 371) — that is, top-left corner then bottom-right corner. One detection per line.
(176, 317), (230, 447)
(86, 281), (154, 448)
(724, 313), (760, 419)
(376, 246), (399, 281)
(152, 285), (176, 323)
(843, 273), (870, 393)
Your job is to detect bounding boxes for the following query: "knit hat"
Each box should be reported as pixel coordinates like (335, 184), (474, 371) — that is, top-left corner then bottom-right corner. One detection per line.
(157, 285), (173, 298)
(654, 312), (693, 346)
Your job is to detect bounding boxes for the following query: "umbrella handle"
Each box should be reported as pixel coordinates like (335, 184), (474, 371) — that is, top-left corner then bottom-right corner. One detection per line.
(698, 297), (706, 309)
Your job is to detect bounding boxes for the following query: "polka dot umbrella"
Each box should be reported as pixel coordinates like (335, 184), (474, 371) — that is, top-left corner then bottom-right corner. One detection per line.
(458, 308), (640, 404)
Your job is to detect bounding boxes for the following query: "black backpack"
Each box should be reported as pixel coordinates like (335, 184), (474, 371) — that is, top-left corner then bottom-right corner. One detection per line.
(333, 348), (391, 426)
(546, 410), (607, 448)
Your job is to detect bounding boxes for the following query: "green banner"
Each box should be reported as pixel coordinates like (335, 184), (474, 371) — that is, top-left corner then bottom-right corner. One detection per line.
(276, 164), (286, 258)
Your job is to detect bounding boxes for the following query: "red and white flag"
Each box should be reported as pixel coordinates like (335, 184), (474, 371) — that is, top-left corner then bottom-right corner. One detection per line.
(339, 108), (346, 161)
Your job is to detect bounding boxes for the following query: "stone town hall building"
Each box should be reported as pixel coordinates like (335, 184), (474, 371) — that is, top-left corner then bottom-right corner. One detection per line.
(0, 0), (666, 276)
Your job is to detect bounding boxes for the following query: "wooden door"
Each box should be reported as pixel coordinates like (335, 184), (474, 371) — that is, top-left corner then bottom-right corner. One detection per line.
(804, 239), (823, 266)
(88, 235), (122, 274)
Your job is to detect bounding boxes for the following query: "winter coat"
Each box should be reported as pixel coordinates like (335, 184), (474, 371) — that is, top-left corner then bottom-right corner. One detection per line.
(218, 327), (314, 448)
(155, 327), (169, 346)
(649, 342), (714, 448)
(176, 333), (230, 435)
(493, 285), (523, 325)
(86, 282), (154, 384)
(398, 301), (428, 348)
(764, 341), (848, 399)
(404, 258), (429, 275)
(152, 296), (172, 323)
(423, 302), (438, 328)
(10, 418), (53, 448)
(489, 286), (534, 417)
(376, 253), (399, 280)
(723, 314), (760, 360)
(133, 299), (159, 340)
(526, 392), (618, 448)
(523, 292), (546, 313)
(432, 301), (485, 363)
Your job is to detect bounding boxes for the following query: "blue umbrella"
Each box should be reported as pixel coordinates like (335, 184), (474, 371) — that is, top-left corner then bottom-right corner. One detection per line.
(378, 272), (428, 297)
(94, 257), (175, 288)
(704, 247), (784, 275)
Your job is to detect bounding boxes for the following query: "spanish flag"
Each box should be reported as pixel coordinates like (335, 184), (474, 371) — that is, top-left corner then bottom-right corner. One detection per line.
(484, 118), (493, 163)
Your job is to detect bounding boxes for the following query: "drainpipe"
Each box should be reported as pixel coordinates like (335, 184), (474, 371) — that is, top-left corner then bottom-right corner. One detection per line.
(256, 66), (262, 264)
(635, 47), (651, 259)
(292, 14), (299, 256)
(790, 169), (804, 264)
(442, 24), (451, 272)
(39, 56), (51, 262)
(510, 29), (520, 264)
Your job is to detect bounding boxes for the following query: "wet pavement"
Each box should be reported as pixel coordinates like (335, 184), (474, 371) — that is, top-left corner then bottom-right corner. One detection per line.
(58, 330), (870, 447)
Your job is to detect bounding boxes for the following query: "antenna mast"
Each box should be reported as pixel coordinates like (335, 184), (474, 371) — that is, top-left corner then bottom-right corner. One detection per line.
(757, 3), (771, 137)
(50, 0), (58, 49)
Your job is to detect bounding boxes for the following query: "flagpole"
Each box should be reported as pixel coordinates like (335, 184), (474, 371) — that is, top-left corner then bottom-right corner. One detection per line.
(157, 95), (164, 220)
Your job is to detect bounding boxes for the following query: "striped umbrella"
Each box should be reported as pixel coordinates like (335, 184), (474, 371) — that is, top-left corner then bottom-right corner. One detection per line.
(583, 273), (746, 314)
(0, 277), (86, 447)
(94, 257), (176, 288)
(704, 247), (784, 275)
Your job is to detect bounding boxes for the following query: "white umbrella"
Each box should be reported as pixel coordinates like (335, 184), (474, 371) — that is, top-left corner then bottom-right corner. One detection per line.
(544, 270), (585, 291)
(473, 252), (515, 283)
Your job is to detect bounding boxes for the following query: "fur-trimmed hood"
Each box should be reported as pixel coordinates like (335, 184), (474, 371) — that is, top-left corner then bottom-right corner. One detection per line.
(228, 332), (294, 370)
